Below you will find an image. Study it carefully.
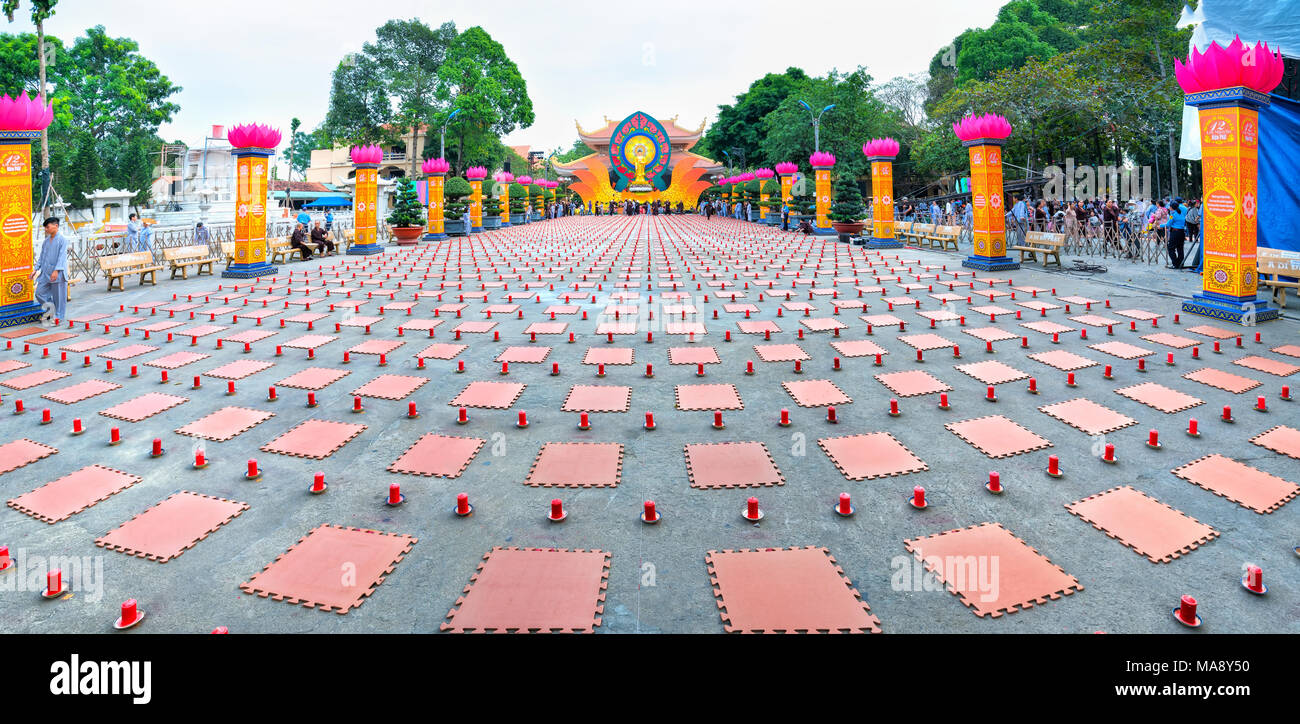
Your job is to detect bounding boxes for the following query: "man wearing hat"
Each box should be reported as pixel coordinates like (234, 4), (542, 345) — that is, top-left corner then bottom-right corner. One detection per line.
(32, 217), (68, 325)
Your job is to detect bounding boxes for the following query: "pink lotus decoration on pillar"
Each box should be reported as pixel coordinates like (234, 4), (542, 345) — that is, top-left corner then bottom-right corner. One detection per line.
(952, 113), (1012, 142)
(517, 176), (532, 185)
(738, 171), (756, 183)
(422, 157), (449, 174)
(1174, 37), (1284, 94)
(774, 162), (798, 175)
(350, 144), (382, 165)
(494, 171), (515, 183)
(755, 168), (775, 180)
(226, 123), (282, 149)
(809, 151), (836, 167)
(465, 166), (488, 180)
(0, 91), (53, 131)
(862, 138), (900, 158)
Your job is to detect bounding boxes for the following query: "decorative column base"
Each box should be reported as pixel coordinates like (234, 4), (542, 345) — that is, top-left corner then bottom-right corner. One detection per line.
(421, 232), (446, 241)
(813, 225), (836, 236)
(222, 262), (278, 279)
(347, 243), (383, 256)
(1182, 292), (1279, 325)
(865, 237), (903, 250)
(471, 226), (484, 234)
(0, 300), (44, 329)
(500, 221), (511, 228)
(962, 255), (1020, 271)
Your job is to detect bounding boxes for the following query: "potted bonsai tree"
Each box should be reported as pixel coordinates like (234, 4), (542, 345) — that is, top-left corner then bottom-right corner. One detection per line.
(829, 173), (867, 242)
(386, 177), (426, 245)
(443, 176), (472, 236)
(482, 194), (502, 230)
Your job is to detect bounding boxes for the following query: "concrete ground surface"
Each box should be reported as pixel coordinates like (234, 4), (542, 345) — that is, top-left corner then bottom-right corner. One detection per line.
(1, 215), (1296, 634)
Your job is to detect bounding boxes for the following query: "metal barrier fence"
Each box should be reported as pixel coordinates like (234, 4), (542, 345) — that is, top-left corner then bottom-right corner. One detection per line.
(891, 209), (1179, 266)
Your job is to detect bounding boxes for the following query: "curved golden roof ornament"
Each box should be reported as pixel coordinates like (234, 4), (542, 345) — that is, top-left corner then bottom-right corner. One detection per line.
(575, 119), (588, 136)
(695, 118), (707, 134)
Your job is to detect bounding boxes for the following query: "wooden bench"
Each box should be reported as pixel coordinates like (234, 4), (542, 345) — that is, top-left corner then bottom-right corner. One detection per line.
(1258, 247), (1300, 308)
(164, 245), (219, 279)
(99, 252), (163, 291)
(339, 229), (356, 253)
(221, 242), (235, 269)
(925, 225), (962, 252)
(1010, 231), (1065, 267)
(903, 223), (935, 247)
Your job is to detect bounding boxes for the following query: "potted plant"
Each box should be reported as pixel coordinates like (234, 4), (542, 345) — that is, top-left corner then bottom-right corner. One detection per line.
(508, 182), (528, 224)
(829, 173), (867, 241)
(443, 176), (472, 236)
(386, 177), (427, 245)
(482, 195), (502, 230)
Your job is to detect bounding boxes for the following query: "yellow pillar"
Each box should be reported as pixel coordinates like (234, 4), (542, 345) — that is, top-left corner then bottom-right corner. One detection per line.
(866, 156), (899, 249)
(469, 180), (483, 233)
(223, 149), (275, 278)
(498, 172), (512, 228)
(0, 125), (44, 326)
(955, 138), (1016, 271)
(424, 173), (445, 240)
(350, 164), (380, 255)
(811, 158), (833, 233)
(1182, 89), (1278, 323)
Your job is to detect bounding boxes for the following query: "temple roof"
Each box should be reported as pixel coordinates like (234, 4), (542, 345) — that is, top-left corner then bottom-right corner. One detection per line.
(575, 114), (708, 151)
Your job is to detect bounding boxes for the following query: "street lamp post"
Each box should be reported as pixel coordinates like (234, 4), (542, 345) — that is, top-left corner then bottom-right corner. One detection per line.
(797, 100), (836, 152)
(440, 108), (462, 161)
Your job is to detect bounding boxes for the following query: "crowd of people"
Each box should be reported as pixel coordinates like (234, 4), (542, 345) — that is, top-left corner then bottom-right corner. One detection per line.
(892, 194), (1205, 270)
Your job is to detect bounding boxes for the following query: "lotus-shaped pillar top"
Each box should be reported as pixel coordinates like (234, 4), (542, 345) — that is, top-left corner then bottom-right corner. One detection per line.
(862, 138), (900, 159)
(421, 157), (450, 174)
(809, 151), (836, 167)
(1175, 36), (1284, 95)
(0, 91), (53, 132)
(774, 162), (799, 175)
(465, 166), (488, 180)
(350, 144), (383, 165)
(952, 113), (1012, 143)
(755, 168), (775, 179)
(227, 123), (282, 150)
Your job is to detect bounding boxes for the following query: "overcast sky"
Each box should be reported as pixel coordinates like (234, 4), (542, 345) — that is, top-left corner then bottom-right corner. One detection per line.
(11, 0), (1007, 157)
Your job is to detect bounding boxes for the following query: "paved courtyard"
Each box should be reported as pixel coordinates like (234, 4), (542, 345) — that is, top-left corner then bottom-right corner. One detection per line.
(1, 215), (1296, 633)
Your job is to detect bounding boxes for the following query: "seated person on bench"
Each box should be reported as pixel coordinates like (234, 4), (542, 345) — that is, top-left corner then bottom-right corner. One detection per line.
(311, 221), (334, 255)
(290, 222), (313, 260)
(796, 218), (815, 235)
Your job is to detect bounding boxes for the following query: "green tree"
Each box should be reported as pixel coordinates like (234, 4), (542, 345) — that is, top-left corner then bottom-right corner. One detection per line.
(699, 67), (808, 168)
(761, 68), (905, 182)
(0, 25), (179, 208)
(367, 19), (456, 175)
(553, 138), (590, 164)
(435, 26), (534, 174)
(323, 53), (396, 146)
